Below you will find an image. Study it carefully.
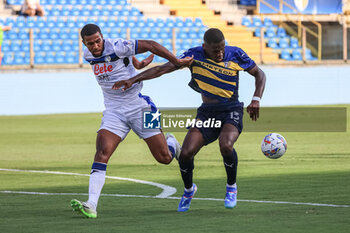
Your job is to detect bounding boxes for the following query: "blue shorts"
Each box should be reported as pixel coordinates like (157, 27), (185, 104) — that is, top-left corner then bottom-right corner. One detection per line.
(195, 101), (244, 145)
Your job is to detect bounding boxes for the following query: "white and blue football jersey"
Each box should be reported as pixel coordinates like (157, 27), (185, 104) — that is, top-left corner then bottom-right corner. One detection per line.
(84, 38), (142, 108)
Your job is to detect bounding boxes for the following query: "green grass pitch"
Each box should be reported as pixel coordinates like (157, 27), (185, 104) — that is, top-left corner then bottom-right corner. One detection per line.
(0, 106), (349, 233)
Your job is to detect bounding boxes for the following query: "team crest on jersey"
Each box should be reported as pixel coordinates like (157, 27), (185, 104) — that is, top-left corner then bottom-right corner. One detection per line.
(105, 56), (111, 62)
(224, 61), (231, 68)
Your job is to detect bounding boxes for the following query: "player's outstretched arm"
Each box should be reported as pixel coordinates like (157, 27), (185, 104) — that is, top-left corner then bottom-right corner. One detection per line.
(137, 40), (193, 67)
(132, 54), (154, 70)
(112, 62), (178, 91)
(246, 65), (266, 121)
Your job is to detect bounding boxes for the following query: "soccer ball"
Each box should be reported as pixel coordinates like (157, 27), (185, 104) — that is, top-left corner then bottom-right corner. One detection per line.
(261, 133), (287, 159)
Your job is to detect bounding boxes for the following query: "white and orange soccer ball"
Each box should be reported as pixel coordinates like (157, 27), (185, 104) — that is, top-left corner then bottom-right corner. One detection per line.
(261, 133), (287, 159)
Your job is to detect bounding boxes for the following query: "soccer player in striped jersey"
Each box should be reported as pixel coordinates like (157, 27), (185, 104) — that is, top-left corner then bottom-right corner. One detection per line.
(70, 24), (193, 218)
(113, 28), (266, 212)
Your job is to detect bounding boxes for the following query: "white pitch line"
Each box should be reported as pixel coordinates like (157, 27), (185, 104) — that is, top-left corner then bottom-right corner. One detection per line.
(0, 168), (176, 198)
(0, 190), (349, 208)
(1, 168), (349, 208)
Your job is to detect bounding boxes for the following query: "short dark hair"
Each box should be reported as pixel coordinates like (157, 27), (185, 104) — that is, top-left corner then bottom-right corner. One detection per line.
(203, 28), (225, 44)
(81, 24), (102, 39)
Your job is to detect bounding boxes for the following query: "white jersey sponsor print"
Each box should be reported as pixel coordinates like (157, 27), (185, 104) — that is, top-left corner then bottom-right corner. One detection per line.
(84, 38), (142, 108)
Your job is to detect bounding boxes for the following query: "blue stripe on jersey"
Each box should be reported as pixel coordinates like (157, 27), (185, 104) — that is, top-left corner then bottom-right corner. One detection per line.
(138, 93), (157, 112)
(85, 53), (120, 64)
(135, 40), (138, 54)
(193, 74), (236, 92)
(91, 162), (107, 171)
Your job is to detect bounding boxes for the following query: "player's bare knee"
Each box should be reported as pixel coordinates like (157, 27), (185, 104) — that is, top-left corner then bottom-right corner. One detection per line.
(94, 149), (111, 163)
(180, 147), (195, 160)
(155, 153), (172, 165)
(220, 143), (233, 156)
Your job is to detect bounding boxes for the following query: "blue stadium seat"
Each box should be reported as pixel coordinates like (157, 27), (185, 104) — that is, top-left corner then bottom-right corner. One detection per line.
(267, 38), (278, 49)
(34, 40), (41, 51)
(56, 18), (66, 28)
(165, 18), (175, 27)
(66, 18), (76, 28)
(46, 17), (56, 28)
(76, 18), (86, 28)
(254, 28), (261, 37)
(18, 31), (29, 40)
(2, 53), (14, 65)
(6, 31), (18, 40)
(305, 49), (317, 60)
(280, 50), (292, 60)
(265, 27), (276, 38)
(38, 31), (50, 40)
(41, 41), (52, 51)
(15, 16), (26, 28)
(292, 49), (302, 60)
(81, 6), (91, 16)
(69, 30), (79, 40)
(11, 40), (21, 52)
(277, 27), (287, 37)
(184, 18), (194, 27)
(263, 17), (273, 27)
(194, 18), (203, 27)
(35, 18), (46, 28)
(51, 6), (61, 16)
(14, 55), (25, 65)
(290, 37), (300, 48)
(252, 17), (262, 27)
(1, 40), (11, 52)
(279, 38), (289, 48)
(61, 6), (71, 16)
(55, 52), (66, 64)
(241, 16), (251, 27)
(70, 6), (80, 16)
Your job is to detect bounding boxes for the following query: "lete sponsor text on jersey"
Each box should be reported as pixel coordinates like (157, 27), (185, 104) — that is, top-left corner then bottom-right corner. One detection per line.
(94, 63), (113, 75)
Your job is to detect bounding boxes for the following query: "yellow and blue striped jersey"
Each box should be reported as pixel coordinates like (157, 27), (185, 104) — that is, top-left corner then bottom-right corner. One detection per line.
(180, 46), (256, 103)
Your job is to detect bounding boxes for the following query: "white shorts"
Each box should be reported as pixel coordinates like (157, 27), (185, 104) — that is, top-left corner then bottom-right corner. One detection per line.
(98, 93), (161, 140)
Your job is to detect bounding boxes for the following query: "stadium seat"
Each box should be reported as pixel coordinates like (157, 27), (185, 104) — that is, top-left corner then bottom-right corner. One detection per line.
(263, 18), (273, 27)
(21, 40), (30, 52)
(252, 17), (262, 27)
(265, 27), (276, 38)
(280, 50), (291, 60)
(267, 38), (278, 49)
(292, 49), (302, 60)
(305, 49), (317, 60)
(241, 16), (251, 27)
(290, 37), (300, 48)
(2, 53), (14, 65)
(254, 28), (261, 37)
(1, 40), (11, 52)
(41, 41), (52, 51)
(279, 38), (289, 48)
(277, 27), (287, 38)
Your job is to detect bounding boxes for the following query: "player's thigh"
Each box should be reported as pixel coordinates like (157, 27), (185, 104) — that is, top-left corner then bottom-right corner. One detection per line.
(181, 127), (205, 159)
(218, 123), (240, 155)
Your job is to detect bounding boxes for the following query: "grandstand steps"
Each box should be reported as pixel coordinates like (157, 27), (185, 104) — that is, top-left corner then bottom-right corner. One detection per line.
(0, 0), (12, 17)
(130, 0), (171, 18)
(206, 0), (247, 25)
(161, 0), (280, 63)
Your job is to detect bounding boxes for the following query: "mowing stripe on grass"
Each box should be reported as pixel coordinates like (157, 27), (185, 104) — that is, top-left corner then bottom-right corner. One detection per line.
(1, 190), (349, 208)
(0, 168), (176, 198)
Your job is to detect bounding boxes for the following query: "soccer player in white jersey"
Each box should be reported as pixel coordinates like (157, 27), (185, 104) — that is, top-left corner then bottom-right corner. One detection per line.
(70, 24), (193, 218)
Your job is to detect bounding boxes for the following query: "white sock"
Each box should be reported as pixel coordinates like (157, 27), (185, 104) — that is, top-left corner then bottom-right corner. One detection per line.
(88, 169), (106, 209)
(166, 136), (176, 156)
(184, 186), (194, 193)
(226, 183), (237, 188)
